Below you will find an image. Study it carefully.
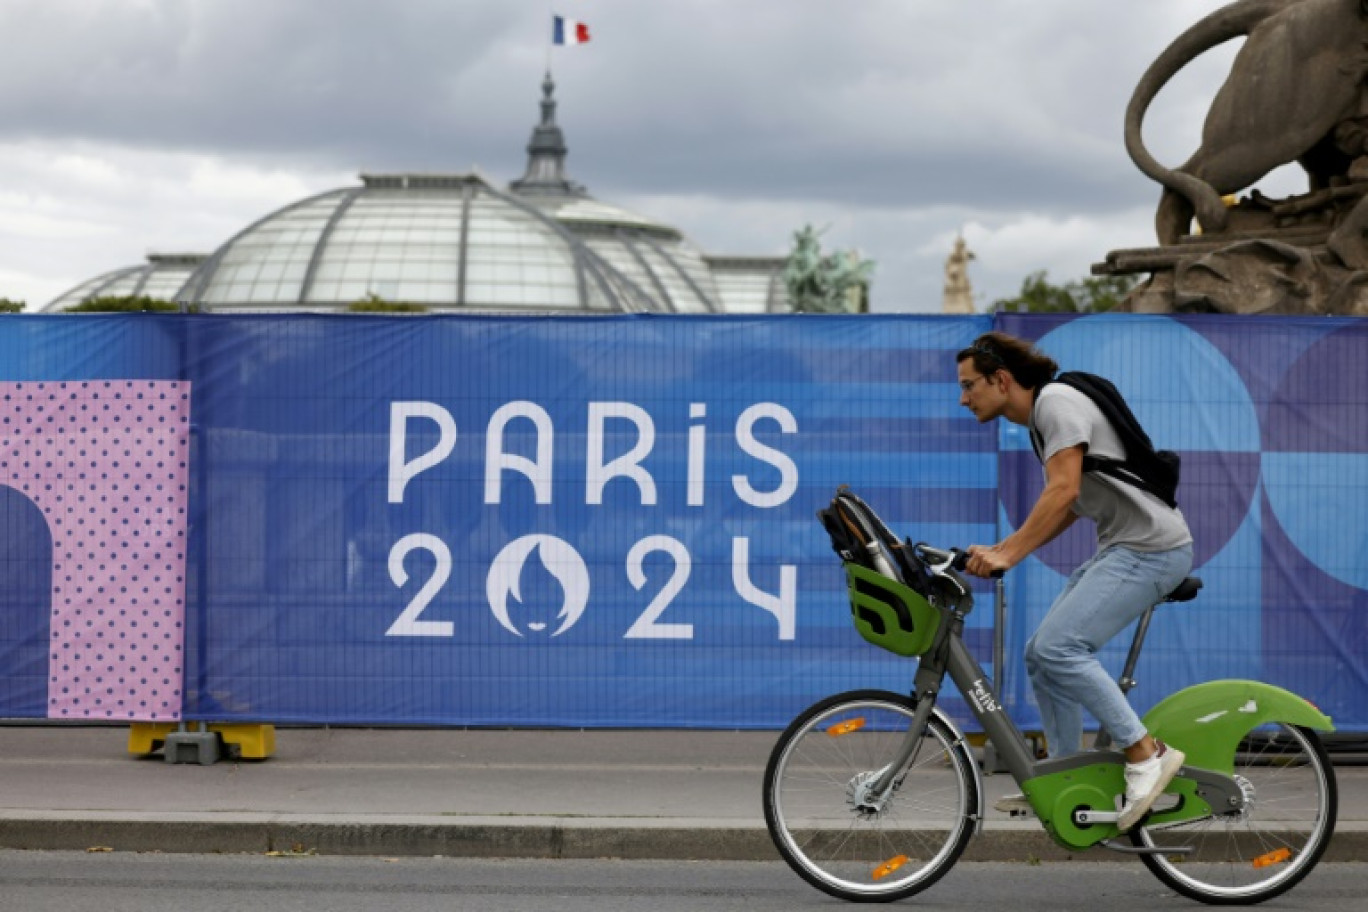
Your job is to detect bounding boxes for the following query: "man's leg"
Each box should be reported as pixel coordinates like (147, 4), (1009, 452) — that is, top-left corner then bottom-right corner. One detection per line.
(1024, 556), (1095, 758)
(1006, 558), (1094, 814)
(1027, 546), (1191, 755)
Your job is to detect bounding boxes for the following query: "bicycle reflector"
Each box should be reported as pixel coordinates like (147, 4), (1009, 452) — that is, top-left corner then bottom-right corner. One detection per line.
(826, 719), (865, 737)
(872, 855), (909, 880)
(1252, 848), (1293, 868)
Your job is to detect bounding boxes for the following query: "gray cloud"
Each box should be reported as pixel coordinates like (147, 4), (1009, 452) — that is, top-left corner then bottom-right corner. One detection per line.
(0, 2), (1221, 185)
(0, 1), (1275, 310)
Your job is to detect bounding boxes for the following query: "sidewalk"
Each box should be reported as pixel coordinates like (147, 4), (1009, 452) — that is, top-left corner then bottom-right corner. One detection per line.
(1, 725), (1364, 860)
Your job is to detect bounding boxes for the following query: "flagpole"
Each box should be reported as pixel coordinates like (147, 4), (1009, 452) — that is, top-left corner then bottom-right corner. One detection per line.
(545, 3), (553, 75)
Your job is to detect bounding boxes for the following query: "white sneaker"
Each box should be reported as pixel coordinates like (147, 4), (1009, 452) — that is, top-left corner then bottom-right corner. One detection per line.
(994, 792), (1034, 815)
(1117, 740), (1185, 832)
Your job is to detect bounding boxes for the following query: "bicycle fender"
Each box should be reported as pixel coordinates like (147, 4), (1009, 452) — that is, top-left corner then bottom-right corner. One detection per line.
(1142, 679), (1334, 774)
(929, 705), (987, 836)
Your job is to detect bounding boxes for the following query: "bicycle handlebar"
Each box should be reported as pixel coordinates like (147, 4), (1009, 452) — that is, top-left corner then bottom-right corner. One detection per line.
(919, 544), (1004, 579)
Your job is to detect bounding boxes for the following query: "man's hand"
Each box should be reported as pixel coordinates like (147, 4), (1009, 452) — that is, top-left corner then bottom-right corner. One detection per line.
(964, 544), (1013, 579)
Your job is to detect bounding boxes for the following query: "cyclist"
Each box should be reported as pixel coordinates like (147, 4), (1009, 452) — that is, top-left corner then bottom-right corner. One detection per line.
(954, 331), (1193, 832)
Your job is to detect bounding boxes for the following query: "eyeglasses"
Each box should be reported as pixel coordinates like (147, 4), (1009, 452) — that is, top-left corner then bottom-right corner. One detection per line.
(958, 374), (991, 393)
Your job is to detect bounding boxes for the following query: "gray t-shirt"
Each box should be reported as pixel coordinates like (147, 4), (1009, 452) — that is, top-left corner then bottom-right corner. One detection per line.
(1030, 384), (1192, 553)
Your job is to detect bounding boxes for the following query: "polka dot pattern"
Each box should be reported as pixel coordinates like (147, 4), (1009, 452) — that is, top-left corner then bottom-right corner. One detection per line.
(1, 381), (191, 721)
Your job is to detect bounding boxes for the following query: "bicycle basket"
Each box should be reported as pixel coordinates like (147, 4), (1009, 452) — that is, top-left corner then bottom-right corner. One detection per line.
(845, 562), (940, 657)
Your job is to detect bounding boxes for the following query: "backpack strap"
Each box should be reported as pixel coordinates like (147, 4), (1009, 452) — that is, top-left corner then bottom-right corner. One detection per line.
(1027, 381), (1053, 465)
(1031, 373), (1180, 508)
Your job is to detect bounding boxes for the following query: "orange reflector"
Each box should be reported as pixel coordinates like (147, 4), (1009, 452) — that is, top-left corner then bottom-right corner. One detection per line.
(1252, 848), (1292, 869)
(872, 855), (908, 880)
(827, 719), (866, 737)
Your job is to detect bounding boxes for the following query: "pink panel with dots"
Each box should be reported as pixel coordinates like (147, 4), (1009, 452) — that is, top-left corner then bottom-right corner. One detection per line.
(1, 380), (191, 721)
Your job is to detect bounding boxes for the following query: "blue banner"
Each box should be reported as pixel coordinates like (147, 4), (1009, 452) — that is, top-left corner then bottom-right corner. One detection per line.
(183, 314), (993, 726)
(1, 313), (1366, 732)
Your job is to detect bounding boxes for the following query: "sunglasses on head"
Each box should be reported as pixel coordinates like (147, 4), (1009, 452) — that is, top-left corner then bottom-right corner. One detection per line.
(971, 340), (1004, 371)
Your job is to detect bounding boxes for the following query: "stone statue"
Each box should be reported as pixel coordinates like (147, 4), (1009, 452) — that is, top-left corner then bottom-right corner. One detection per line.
(784, 225), (875, 314)
(942, 236), (976, 314)
(1127, 0), (1368, 256)
(1101, 0), (1368, 314)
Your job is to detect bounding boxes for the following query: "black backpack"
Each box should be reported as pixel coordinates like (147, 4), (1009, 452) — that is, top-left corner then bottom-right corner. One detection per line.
(1029, 371), (1181, 509)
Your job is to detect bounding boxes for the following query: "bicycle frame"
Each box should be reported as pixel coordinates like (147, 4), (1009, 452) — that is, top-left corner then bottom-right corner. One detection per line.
(867, 590), (1033, 797)
(863, 552), (1333, 854)
(861, 574), (1030, 840)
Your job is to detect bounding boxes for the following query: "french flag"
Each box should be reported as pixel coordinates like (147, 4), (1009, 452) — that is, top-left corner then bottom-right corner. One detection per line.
(553, 15), (590, 46)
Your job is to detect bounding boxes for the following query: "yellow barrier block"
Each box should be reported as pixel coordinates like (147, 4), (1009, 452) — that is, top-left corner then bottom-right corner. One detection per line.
(128, 722), (178, 755)
(128, 722), (276, 760)
(210, 723), (276, 760)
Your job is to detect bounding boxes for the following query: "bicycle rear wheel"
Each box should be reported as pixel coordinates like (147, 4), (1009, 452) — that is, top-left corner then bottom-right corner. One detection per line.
(763, 690), (978, 902)
(1132, 722), (1337, 905)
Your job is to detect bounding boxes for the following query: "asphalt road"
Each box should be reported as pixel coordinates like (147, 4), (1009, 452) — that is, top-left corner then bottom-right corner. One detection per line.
(0, 853), (1363, 912)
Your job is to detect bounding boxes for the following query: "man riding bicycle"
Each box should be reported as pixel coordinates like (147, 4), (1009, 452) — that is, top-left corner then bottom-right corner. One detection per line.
(955, 331), (1193, 832)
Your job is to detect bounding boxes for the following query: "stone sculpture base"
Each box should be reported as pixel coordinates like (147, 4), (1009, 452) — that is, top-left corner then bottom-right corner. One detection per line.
(1097, 181), (1368, 316)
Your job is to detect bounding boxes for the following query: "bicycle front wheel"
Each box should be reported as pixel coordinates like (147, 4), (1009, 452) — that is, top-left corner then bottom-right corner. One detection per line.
(1132, 722), (1337, 905)
(763, 690), (978, 903)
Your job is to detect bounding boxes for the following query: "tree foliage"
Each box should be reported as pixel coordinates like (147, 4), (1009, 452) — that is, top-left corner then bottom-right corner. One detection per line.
(347, 293), (428, 313)
(0, 298), (25, 313)
(62, 295), (189, 313)
(992, 271), (1138, 314)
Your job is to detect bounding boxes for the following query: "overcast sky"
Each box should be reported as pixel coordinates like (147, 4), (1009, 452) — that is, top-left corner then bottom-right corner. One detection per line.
(0, 0), (1309, 313)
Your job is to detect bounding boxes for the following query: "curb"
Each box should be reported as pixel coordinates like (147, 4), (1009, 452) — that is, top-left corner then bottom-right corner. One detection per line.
(4, 819), (1366, 862)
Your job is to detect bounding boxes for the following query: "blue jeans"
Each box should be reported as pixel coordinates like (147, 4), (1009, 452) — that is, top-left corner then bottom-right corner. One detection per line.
(1024, 543), (1193, 758)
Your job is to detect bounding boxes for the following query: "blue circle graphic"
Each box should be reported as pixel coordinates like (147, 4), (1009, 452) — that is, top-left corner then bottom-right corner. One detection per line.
(1264, 322), (1368, 590)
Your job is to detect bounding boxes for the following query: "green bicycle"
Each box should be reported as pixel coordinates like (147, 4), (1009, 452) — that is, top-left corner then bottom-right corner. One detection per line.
(762, 488), (1337, 905)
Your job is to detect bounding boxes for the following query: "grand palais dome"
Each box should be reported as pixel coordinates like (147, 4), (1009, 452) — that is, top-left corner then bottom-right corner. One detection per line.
(45, 75), (787, 315)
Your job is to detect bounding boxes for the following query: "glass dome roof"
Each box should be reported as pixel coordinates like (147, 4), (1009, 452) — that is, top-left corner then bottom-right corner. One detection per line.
(43, 75), (791, 315)
(175, 173), (722, 313)
(174, 75), (773, 314)
(42, 253), (205, 312)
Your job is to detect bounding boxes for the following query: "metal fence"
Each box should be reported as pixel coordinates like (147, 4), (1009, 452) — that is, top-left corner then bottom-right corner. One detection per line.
(1, 312), (1364, 732)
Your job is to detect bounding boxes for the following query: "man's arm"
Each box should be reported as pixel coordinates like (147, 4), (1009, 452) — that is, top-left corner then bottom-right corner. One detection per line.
(965, 444), (1083, 577)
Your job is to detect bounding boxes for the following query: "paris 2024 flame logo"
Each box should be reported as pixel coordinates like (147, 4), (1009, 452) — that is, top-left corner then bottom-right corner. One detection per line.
(485, 535), (590, 637)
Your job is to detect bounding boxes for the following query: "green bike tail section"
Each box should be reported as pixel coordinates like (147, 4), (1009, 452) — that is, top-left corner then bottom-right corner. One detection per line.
(1142, 679), (1334, 773)
(1020, 679), (1332, 852)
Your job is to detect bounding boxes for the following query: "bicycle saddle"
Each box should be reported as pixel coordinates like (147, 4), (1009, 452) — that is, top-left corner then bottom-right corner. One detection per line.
(1163, 577), (1202, 603)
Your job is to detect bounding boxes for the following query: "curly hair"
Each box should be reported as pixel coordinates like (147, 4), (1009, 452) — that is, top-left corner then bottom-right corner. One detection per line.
(955, 331), (1058, 391)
